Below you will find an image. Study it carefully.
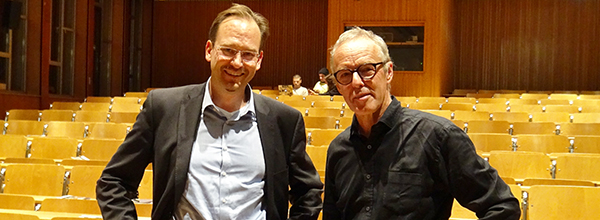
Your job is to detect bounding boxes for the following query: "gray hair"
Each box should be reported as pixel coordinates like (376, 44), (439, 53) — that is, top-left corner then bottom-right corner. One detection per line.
(293, 74), (302, 80)
(329, 27), (391, 72)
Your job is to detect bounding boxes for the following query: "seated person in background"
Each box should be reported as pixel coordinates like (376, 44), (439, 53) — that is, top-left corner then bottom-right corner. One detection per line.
(292, 74), (309, 96)
(312, 67), (329, 94)
(320, 74), (340, 96)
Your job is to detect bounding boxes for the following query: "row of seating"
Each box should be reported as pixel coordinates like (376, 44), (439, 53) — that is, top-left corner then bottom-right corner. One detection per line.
(456, 121), (600, 136)
(408, 102), (600, 113)
(3, 121), (132, 139)
(0, 135), (123, 160)
(468, 134), (600, 154)
(6, 109), (139, 123)
(0, 164), (152, 199)
(0, 196), (151, 217)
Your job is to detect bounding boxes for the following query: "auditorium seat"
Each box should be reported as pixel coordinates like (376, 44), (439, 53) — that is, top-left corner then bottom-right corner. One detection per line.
(282, 100), (312, 109)
(507, 98), (539, 105)
(476, 98), (507, 104)
(553, 153), (600, 183)
(66, 165), (106, 198)
(487, 151), (552, 180)
(108, 112), (139, 124)
(79, 138), (123, 160)
(416, 97), (446, 103)
(85, 96), (112, 103)
(407, 102), (441, 110)
(305, 108), (344, 117)
(490, 112), (530, 123)
(304, 116), (337, 129)
(538, 99), (571, 106)
(124, 92), (149, 98)
(5, 109), (40, 121)
(569, 135), (600, 153)
(307, 129), (343, 146)
(3, 157), (55, 164)
(446, 97), (476, 104)
(527, 185), (600, 220)
(558, 123), (600, 136)
(49, 102), (82, 111)
(549, 93), (578, 100)
(510, 122), (557, 135)
(467, 133), (513, 152)
(543, 105), (580, 114)
(492, 93), (521, 99)
(395, 96), (417, 104)
(110, 103), (143, 113)
(39, 198), (101, 215)
(112, 97), (142, 104)
(0, 194), (36, 210)
(79, 102), (111, 112)
(421, 110), (453, 120)
(3, 120), (45, 136)
(276, 95), (306, 102)
(474, 103), (508, 112)
(27, 136), (79, 159)
(2, 164), (66, 196)
(305, 145), (327, 176)
(441, 103), (475, 111)
(0, 213), (39, 220)
(0, 135), (28, 158)
(39, 110), (75, 122)
(311, 101), (346, 109)
(529, 112), (570, 123)
(44, 121), (87, 138)
(335, 117), (353, 130)
(508, 104), (543, 113)
(520, 93), (549, 100)
(521, 178), (595, 187)
(452, 111), (490, 121)
(86, 122), (130, 139)
(578, 105), (600, 113)
(464, 120), (510, 134)
(513, 134), (570, 153)
(73, 111), (108, 123)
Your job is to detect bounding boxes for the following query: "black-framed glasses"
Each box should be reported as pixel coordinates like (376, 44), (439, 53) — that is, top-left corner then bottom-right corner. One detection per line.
(215, 46), (260, 63)
(334, 61), (387, 85)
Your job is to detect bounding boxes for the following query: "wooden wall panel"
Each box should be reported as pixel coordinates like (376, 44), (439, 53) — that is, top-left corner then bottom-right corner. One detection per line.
(328, 0), (454, 97)
(151, 1), (328, 89)
(454, 0), (600, 91)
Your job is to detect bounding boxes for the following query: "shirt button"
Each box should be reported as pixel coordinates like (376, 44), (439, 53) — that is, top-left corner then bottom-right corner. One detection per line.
(365, 174), (371, 180)
(223, 146), (228, 151)
(366, 145), (372, 150)
(221, 171), (227, 176)
(222, 198), (227, 203)
(365, 206), (372, 212)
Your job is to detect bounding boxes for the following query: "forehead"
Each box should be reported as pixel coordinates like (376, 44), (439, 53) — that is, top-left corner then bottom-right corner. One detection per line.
(215, 16), (261, 49)
(333, 38), (380, 70)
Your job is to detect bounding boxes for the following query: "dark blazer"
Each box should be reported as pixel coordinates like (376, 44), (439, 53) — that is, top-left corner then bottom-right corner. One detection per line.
(97, 83), (323, 220)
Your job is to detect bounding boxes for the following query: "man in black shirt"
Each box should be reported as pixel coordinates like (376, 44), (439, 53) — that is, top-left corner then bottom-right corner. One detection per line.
(323, 27), (521, 219)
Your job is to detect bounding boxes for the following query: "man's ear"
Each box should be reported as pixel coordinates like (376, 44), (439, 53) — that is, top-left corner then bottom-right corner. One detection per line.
(386, 62), (394, 83)
(205, 40), (213, 62)
(255, 51), (264, 71)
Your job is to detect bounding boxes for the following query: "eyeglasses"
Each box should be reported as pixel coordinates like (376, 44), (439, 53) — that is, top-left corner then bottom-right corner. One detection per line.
(333, 61), (387, 85)
(215, 46), (260, 63)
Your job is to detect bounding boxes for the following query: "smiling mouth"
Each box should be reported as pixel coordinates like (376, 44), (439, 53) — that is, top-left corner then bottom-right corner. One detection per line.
(224, 69), (244, 77)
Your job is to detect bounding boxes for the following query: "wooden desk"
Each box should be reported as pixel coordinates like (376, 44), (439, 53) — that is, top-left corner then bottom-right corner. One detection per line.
(0, 208), (151, 220)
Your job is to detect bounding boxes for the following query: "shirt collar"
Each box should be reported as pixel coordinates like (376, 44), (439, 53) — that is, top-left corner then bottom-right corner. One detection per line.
(202, 77), (256, 121)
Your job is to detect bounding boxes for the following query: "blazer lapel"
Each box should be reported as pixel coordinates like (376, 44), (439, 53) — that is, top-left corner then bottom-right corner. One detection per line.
(174, 83), (205, 203)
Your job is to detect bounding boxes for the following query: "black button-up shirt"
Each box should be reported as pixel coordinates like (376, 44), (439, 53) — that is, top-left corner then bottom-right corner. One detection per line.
(323, 97), (520, 220)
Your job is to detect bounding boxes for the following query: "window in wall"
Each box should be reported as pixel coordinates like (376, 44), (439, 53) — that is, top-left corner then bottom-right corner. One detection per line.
(93, 0), (112, 96)
(49, 0), (75, 95)
(128, 0), (143, 92)
(345, 25), (424, 72)
(0, 0), (26, 92)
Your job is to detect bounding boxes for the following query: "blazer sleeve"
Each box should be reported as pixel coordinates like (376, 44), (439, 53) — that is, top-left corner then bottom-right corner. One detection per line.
(96, 91), (156, 220)
(287, 111), (324, 220)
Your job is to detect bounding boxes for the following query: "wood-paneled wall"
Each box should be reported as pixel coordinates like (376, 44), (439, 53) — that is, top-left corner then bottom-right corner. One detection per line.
(328, 0), (455, 97)
(151, 1), (328, 89)
(454, 0), (600, 91)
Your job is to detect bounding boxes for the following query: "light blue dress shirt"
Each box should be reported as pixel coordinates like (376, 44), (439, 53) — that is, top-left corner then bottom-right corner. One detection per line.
(174, 80), (266, 220)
